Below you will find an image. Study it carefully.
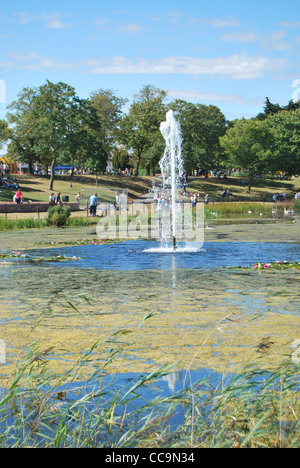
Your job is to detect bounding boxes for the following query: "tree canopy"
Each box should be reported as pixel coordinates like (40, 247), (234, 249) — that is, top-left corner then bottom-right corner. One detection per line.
(6, 80), (107, 189)
(117, 85), (167, 176)
(265, 109), (300, 176)
(169, 100), (227, 175)
(1, 81), (299, 190)
(220, 118), (276, 192)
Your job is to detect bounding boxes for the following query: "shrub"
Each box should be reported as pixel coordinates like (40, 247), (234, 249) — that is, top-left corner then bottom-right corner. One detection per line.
(46, 205), (71, 227)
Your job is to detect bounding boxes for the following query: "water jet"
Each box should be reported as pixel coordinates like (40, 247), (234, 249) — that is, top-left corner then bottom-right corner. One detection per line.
(159, 110), (184, 250)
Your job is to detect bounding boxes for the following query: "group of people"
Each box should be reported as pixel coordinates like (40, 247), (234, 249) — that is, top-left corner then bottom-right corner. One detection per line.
(190, 192), (210, 205)
(273, 193), (287, 202)
(220, 189), (233, 197)
(1, 177), (19, 190)
(49, 192), (63, 206)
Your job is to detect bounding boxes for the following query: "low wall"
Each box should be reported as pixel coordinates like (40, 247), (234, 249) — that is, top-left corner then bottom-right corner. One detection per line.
(0, 202), (80, 214)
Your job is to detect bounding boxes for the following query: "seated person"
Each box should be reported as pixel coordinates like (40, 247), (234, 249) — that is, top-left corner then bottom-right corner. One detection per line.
(49, 193), (56, 206)
(55, 193), (62, 206)
(15, 189), (23, 204)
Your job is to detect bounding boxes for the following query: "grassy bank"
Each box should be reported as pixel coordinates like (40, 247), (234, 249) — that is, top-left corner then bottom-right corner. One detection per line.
(0, 174), (299, 205)
(0, 174), (155, 204)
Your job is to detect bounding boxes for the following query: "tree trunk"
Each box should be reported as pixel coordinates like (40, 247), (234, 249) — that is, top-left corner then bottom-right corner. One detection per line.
(248, 176), (253, 193)
(134, 155), (141, 177)
(49, 157), (56, 191)
(28, 157), (34, 175)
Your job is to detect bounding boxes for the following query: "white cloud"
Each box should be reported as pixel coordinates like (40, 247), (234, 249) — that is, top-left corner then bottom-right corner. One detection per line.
(198, 17), (241, 28)
(88, 54), (286, 80)
(14, 12), (38, 24)
(9, 53), (74, 70)
(221, 30), (290, 51)
(221, 32), (260, 43)
(93, 18), (109, 29)
(3, 52), (286, 80)
(167, 89), (245, 104)
(270, 30), (286, 41)
(13, 11), (73, 29)
(279, 21), (300, 28)
(117, 23), (143, 35)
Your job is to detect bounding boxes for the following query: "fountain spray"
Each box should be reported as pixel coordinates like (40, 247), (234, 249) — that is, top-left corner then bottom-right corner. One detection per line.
(159, 110), (184, 251)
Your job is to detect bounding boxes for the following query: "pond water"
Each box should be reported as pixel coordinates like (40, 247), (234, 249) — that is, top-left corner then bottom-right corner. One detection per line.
(6, 239), (300, 271)
(0, 232), (299, 429)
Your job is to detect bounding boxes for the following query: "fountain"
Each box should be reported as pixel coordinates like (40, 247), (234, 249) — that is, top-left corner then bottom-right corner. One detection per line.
(158, 110), (184, 250)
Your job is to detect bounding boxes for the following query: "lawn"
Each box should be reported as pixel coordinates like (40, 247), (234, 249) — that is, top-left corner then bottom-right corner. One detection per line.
(0, 173), (299, 205)
(0, 174), (156, 204)
(187, 175), (300, 202)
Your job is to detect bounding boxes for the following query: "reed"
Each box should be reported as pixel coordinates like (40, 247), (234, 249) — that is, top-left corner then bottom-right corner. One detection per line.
(0, 306), (299, 448)
(0, 216), (97, 231)
(0, 217), (45, 230)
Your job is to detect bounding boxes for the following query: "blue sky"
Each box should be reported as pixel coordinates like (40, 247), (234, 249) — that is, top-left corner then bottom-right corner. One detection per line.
(0, 0), (299, 122)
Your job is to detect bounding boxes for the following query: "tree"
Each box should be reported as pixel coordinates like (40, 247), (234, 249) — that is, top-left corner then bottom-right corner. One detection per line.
(6, 87), (42, 174)
(0, 119), (10, 149)
(89, 89), (128, 156)
(7, 81), (94, 190)
(220, 118), (275, 192)
(169, 100), (227, 175)
(265, 109), (300, 176)
(112, 147), (131, 172)
(33, 80), (86, 190)
(83, 102), (108, 182)
(257, 97), (300, 120)
(118, 85), (167, 176)
(63, 98), (107, 178)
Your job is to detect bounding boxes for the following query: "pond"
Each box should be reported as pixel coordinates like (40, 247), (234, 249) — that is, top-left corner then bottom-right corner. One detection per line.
(1, 233), (299, 376)
(0, 223), (299, 445)
(8, 238), (300, 271)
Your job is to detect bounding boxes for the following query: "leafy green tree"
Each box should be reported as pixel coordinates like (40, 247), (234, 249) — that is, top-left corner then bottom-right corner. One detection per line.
(266, 109), (300, 176)
(63, 98), (107, 178)
(112, 147), (131, 171)
(220, 118), (275, 192)
(7, 81), (99, 190)
(0, 119), (10, 149)
(89, 89), (128, 156)
(32, 80), (86, 190)
(257, 97), (300, 120)
(118, 85), (167, 176)
(6, 87), (43, 174)
(169, 100), (227, 175)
